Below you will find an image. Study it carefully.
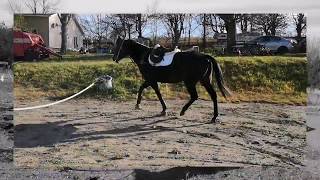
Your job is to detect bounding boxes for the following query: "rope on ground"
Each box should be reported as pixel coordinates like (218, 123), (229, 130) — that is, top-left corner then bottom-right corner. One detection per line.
(14, 75), (112, 111)
(12, 61), (22, 65)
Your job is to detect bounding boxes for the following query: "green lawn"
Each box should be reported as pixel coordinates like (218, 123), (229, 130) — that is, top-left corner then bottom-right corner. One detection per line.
(14, 56), (307, 105)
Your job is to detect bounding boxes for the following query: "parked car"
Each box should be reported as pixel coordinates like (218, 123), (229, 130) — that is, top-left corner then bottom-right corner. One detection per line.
(88, 47), (97, 53)
(249, 36), (295, 54)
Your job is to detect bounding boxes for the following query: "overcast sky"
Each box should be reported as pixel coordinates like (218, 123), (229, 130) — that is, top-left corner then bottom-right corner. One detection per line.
(1, 0), (320, 36)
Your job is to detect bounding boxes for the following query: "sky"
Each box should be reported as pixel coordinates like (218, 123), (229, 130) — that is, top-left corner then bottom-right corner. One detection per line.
(0, 0), (319, 37)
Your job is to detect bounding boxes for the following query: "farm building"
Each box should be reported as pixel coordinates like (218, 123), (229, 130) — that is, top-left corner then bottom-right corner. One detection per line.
(15, 14), (84, 51)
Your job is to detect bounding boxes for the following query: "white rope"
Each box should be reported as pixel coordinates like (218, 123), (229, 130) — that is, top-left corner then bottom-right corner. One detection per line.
(115, 38), (125, 61)
(12, 61), (23, 65)
(14, 82), (96, 111)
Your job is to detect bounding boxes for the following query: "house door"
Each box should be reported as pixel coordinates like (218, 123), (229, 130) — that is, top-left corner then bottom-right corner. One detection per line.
(73, 37), (78, 49)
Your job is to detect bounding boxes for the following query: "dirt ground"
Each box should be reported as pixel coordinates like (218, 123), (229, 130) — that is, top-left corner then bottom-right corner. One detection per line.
(14, 98), (307, 171)
(306, 89), (320, 176)
(2, 71), (319, 179)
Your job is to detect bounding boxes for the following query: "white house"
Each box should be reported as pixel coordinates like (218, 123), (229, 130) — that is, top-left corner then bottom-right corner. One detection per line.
(19, 14), (84, 51)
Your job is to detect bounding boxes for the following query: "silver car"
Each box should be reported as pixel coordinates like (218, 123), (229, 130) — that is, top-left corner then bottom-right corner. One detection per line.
(251, 36), (295, 54)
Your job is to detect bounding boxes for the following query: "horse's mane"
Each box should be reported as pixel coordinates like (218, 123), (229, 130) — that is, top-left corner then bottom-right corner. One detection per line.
(128, 39), (151, 49)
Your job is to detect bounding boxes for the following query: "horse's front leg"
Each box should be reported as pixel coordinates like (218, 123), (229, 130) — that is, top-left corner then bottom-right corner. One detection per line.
(150, 82), (167, 116)
(136, 81), (150, 110)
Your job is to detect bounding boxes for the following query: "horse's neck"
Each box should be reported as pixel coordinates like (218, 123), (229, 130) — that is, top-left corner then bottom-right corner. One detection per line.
(128, 41), (150, 64)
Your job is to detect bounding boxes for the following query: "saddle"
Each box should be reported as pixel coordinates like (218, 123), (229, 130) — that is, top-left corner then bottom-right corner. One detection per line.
(149, 44), (171, 64)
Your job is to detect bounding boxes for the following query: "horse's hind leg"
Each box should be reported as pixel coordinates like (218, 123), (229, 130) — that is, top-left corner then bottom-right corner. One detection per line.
(180, 82), (198, 116)
(150, 82), (167, 116)
(136, 81), (150, 110)
(201, 80), (218, 123)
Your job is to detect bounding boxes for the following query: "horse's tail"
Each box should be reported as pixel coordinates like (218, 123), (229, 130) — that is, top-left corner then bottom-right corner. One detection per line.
(206, 55), (232, 98)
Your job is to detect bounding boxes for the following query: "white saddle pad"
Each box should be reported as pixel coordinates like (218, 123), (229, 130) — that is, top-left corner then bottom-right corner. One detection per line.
(149, 49), (181, 67)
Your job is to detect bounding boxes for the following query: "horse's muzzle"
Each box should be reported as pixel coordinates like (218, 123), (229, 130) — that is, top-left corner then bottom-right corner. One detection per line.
(112, 56), (119, 63)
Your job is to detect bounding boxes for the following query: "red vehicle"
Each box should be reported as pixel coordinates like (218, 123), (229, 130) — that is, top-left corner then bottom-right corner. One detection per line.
(13, 30), (62, 60)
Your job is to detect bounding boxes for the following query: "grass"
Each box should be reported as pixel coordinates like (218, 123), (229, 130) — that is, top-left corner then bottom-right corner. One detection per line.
(14, 56), (307, 105)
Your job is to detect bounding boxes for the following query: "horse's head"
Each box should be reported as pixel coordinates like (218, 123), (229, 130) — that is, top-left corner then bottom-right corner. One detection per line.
(113, 36), (129, 63)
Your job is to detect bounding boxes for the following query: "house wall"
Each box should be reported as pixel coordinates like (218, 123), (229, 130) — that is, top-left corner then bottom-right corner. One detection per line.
(48, 14), (84, 50)
(22, 16), (49, 47)
(48, 14), (62, 49)
(66, 18), (84, 50)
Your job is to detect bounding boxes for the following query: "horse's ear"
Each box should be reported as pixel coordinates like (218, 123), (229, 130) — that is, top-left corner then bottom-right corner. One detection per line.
(118, 35), (126, 40)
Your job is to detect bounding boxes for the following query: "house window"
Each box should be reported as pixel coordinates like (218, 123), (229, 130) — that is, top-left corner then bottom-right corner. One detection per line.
(74, 37), (78, 48)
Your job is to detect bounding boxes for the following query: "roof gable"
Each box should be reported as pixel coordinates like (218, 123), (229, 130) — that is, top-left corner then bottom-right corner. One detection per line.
(72, 16), (85, 35)
(19, 14), (54, 18)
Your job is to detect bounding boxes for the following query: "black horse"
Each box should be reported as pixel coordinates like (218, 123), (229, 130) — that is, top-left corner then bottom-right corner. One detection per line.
(112, 37), (231, 123)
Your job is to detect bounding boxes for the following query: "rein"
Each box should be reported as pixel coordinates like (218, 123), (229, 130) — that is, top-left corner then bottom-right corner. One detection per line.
(115, 38), (125, 61)
(116, 39), (151, 66)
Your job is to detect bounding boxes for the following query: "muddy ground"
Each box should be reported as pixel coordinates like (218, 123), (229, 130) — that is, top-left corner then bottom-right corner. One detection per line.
(14, 98), (307, 170)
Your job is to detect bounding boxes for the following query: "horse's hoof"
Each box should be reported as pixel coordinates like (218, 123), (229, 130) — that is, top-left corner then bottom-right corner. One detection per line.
(135, 104), (142, 110)
(211, 116), (219, 123)
(211, 119), (221, 124)
(160, 111), (167, 116)
(180, 111), (185, 116)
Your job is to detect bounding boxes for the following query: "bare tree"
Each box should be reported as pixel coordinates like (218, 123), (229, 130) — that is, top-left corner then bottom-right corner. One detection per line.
(162, 14), (185, 48)
(7, 0), (23, 13)
(81, 14), (111, 48)
(25, 0), (38, 14)
(25, 0), (60, 14)
(134, 14), (151, 45)
(136, 14), (144, 38)
(58, 14), (73, 55)
(124, 15), (137, 39)
(247, 14), (259, 32)
(253, 14), (288, 36)
(184, 14), (199, 46)
(109, 14), (138, 39)
(219, 14), (237, 54)
(146, 14), (161, 44)
(109, 15), (126, 38)
(293, 13), (306, 42)
(201, 14), (208, 49)
(237, 14), (250, 33)
(208, 14), (225, 34)
(41, 0), (60, 14)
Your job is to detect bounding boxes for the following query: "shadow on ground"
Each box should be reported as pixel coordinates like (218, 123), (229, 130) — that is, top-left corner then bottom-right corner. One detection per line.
(15, 113), (206, 148)
(15, 121), (77, 148)
(2, 165), (320, 180)
(133, 166), (241, 180)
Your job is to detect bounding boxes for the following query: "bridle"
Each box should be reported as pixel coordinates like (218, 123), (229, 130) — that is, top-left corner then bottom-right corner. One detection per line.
(115, 38), (125, 62)
(115, 38), (151, 65)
